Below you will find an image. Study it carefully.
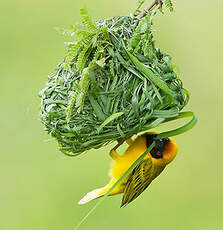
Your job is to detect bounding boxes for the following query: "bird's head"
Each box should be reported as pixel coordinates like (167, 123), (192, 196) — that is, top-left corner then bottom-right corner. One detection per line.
(145, 133), (178, 165)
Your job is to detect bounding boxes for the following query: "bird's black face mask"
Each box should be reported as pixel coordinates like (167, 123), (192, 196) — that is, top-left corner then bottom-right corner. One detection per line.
(145, 134), (170, 159)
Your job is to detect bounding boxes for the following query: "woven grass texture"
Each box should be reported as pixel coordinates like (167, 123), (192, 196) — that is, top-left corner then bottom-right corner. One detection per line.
(39, 6), (189, 156)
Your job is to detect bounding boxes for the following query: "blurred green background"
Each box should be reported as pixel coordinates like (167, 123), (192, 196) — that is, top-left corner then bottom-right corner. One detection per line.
(1, 0), (222, 229)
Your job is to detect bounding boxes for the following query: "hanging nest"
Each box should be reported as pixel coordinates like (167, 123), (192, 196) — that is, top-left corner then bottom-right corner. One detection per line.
(39, 5), (189, 156)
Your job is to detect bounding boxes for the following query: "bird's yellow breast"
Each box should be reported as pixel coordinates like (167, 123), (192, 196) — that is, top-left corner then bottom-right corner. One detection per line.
(109, 134), (178, 180)
(110, 135), (148, 180)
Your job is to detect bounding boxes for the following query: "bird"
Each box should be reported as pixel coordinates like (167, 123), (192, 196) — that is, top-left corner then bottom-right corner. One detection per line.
(78, 132), (178, 207)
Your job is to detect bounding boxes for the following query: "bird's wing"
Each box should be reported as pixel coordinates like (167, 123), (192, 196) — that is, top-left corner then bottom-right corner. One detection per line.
(121, 158), (165, 207)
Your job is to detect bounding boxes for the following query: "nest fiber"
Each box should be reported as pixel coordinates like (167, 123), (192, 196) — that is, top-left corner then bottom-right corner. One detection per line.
(39, 9), (189, 156)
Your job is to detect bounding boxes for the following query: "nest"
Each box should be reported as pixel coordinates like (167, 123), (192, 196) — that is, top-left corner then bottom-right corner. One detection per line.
(39, 8), (189, 156)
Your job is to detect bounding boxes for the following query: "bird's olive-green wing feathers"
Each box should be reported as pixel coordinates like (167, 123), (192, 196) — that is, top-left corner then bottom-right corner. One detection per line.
(121, 158), (165, 207)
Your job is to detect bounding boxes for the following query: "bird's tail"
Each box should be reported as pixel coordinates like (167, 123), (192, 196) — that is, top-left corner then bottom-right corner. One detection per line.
(78, 177), (124, 205)
(78, 186), (108, 205)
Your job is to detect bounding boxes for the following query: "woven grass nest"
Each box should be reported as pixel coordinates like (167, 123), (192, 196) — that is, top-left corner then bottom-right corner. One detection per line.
(39, 3), (189, 156)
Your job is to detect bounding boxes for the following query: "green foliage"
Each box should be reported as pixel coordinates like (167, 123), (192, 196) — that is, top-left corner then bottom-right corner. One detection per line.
(80, 8), (97, 32)
(40, 4), (188, 156)
(62, 9), (114, 112)
(135, 0), (146, 14)
(164, 0), (174, 12)
(134, 0), (174, 14)
(76, 39), (92, 70)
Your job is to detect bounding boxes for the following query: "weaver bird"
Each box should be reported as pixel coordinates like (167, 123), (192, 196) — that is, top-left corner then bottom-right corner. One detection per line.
(78, 133), (178, 207)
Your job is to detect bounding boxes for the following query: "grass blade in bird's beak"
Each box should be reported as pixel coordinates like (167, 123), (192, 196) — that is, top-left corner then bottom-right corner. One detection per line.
(157, 111), (198, 139)
(73, 141), (156, 230)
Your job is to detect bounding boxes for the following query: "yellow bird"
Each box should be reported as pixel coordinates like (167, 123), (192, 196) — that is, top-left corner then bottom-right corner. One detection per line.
(78, 133), (178, 207)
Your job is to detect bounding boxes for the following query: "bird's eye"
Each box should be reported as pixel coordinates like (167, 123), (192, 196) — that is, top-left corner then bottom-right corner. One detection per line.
(145, 134), (170, 159)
